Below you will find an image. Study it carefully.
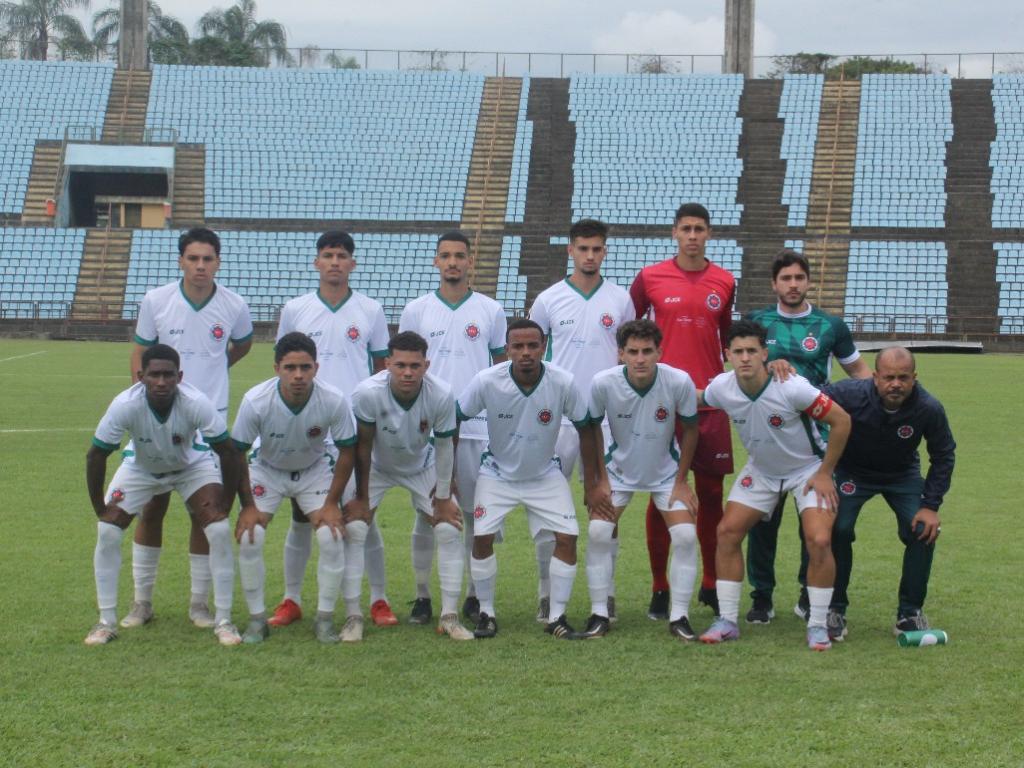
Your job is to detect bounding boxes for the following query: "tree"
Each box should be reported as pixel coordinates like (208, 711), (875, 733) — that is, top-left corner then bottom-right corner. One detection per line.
(411, 49), (448, 71)
(91, 0), (188, 62)
(828, 55), (926, 79)
(635, 55), (676, 74)
(0, 0), (92, 61)
(195, 0), (291, 67)
(768, 52), (835, 77)
(326, 50), (358, 69)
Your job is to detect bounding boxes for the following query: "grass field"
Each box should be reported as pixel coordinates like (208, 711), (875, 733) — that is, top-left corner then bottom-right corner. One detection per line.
(1, 338), (1022, 767)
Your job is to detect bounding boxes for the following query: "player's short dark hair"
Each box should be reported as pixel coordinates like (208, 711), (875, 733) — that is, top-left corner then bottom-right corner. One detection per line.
(673, 202), (711, 227)
(771, 248), (811, 280)
(727, 319), (768, 348)
(569, 218), (609, 243)
(142, 343), (180, 370)
(178, 227), (220, 257)
(437, 231), (471, 251)
(616, 319), (662, 349)
(275, 331), (318, 363)
(388, 331), (428, 357)
(316, 230), (355, 255)
(506, 317), (545, 343)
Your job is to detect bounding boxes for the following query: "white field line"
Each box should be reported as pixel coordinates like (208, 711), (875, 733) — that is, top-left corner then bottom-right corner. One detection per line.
(0, 427), (93, 434)
(0, 350), (46, 363)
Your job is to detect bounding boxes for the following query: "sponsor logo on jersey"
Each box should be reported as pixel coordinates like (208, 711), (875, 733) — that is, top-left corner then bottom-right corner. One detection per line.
(839, 481), (856, 495)
(706, 293), (722, 311)
(346, 325), (361, 342)
(740, 475), (753, 489)
(897, 425), (914, 439)
(168, 328), (185, 335)
(210, 323), (225, 341)
(172, 434), (183, 445)
(537, 409), (553, 425)
(465, 323), (481, 340)
(109, 488), (125, 503)
(654, 406), (669, 423)
(599, 313), (615, 329)
(473, 505), (486, 520)
(768, 413), (784, 429)
(802, 335), (819, 352)
(419, 419), (429, 433)
(663, 296), (681, 304)
(252, 484), (266, 498)
(497, 413), (513, 419)
(307, 426), (323, 438)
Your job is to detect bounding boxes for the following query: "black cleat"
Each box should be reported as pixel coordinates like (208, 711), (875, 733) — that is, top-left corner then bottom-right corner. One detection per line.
(544, 614), (578, 639)
(745, 595), (775, 624)
(647, 590), (669, 620)
(668, 616), (696, 641)
(577, 614), (610, 639)
(408, 597), (432, 625)
(827, 609), (848, 642)
(894, 610), (929, 636)
(793, 587), (810, 622)
(462, 595), (481, 624)
(698, 586), (720, 616)
(473, 612), (498, 639)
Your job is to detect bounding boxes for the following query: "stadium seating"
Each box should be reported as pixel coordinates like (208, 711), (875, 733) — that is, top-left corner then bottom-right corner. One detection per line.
(506, 77), (532, 223)
(0, 61), (113, 214)
(145, 66), (484, 221)
(991, 75), (1024, 228)
(779, 76), (823, 227)
(0, 227), (85, 318)
(495, 236), (528, 313)
(995, 243), (1024, 333)
(851, 74), (952, 228)
(567, 75), (744, 227)
(844, 241), (948, 333)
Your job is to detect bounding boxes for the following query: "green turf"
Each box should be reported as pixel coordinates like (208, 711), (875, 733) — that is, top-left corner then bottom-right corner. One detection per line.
(0, 339), (1021, 766)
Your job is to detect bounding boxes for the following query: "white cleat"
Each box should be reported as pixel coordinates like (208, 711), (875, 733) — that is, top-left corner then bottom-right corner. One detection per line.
(189, 601), (216, 629)
(120, 600), (154, 628)
(84, 622), (118, 646)
(340, 615), (364, 643)
(437, 613), (474, 641)
(213, 620), (242, 646)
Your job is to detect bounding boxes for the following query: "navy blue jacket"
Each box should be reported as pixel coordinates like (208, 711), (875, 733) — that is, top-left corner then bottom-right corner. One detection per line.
(821, 378), (956, 511)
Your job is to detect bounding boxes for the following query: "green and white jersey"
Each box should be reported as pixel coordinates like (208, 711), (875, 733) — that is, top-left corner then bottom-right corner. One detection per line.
(399, 290), (507, 440)
(93, 382), (229, 474)
(745, 303), (859, 388)
(703, 371), (833, 480)
(276, 289), (390, 399)
(589, 363), (698, 491)
(530, 277), (634, 425)
(352, 371), (457, 475)
(457, 362), (589, 482)
(134, 281), (253, 411)
(231, 378), (356, 472)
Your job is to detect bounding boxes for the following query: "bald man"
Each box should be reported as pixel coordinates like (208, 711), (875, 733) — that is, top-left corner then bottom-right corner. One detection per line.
(819, 347), (955, 640)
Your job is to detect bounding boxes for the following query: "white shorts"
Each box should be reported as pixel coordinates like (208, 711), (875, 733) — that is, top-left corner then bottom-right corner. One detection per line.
(249, 455), (335, 516)
(727, 461), (824, 518)
(105, 454), (222, 516)
(369, 464), (438, 516)
(472, 471), (578, 539)
(555, 421), (611, 480)
(611, 489), (690, 513)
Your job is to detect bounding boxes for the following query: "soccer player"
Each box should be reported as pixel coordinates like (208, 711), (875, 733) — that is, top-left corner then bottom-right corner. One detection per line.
(743, 249), (872, 625)
(529, 218), (634, 623)
(629, 202), (735, 619)
(583, 320), (700, 640)
(821, 346), (955, 640)
(124, 227), (253, 630)
(696, 320), (851, 651)
(230, 333), (356, 644)
(457, 319), (596, 639)
(269, 230), (394, 630)
(85, 344), (244, 646)
(399, 231), (507, 624)
(345, 332), (474, 642)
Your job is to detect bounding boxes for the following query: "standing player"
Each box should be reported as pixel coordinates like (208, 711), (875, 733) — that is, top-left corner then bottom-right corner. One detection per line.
(124, 227), (253, 630)
(344, 332), (474, 641)
(457, 319), (597, 639)
(697, 321), (851, 651)
(744, 249), (871, 624)
(85, 345), (243, 646)
(268, 231), (394, 630)
(399, 231), (507, 624)
(230, 333), (356, 644)
(583, 320), (700, 639)
(529, 218), (633, 623)
(629, 203), (735, 619)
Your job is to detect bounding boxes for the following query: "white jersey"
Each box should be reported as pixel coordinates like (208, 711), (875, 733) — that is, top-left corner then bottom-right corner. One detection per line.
(276, 289), (390, 397)
(231, 378), (356, 472)
(457, 362), (588, 482)
(93, 382), (228, 474)
(134, 281), (253, 411)
(589, 363), (698, 490)
(530, 277), (634, 426)
(352, 371), (457, 475)
(702, 371), (832, 479)
(399, 289), (506, 439)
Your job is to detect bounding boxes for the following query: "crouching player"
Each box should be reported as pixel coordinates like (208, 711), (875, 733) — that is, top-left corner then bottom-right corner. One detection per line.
(230, 332), (356, 644)
(697, 320), (851, 650)
(583, 320), (700, 639)
(85, 344), (243, 646)
(346, 332), (474, 641)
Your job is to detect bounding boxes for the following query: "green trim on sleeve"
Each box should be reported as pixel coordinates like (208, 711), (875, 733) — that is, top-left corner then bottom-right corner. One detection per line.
(231, 438), (252, 451)
(334, 436), (357, 448)
(679, 414), (699, 424)
(369, 349), (389, 358)
(489, 346), (506, 356)
(456, 403), (470, 422)
(355, 416), (376, 426)
(133, 334), (156, 346)
(434, 428), (457, 438)
(91, 436), (119, 452)
(230, 332), (253, 344)
(206, 431), (230, 445)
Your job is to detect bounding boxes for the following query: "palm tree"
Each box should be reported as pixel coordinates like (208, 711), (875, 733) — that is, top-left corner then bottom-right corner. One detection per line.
(91, 0), (187, 61)
(196, 0), (291, 67)
(0, 0), (91, 61)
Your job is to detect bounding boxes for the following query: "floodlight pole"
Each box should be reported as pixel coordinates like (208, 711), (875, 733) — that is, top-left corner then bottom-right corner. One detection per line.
(119, 0), (149, 70)
(723, 0), (755, 77)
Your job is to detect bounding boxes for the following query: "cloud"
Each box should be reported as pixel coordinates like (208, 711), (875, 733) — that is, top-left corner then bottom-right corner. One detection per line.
(591, 10), (777, 58)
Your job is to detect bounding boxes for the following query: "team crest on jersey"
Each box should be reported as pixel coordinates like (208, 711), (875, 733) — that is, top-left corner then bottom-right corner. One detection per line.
(599, 313), (615, 329)
(346, 325), (361, 342)
(897, 425), (914, 439)
(419, 419), (429, 433)
(768, 413), (784, 429)
(307, 426), (323, 438)
(110, 488), (125, 503)
(252, 484), (266, 498)
(210, 324), (225, 341)
(802, 335), (819, 352)
(839, 481), (856, 495)
(172, 434), (183, 445)
(654, 406), (669, 423)
(464, 323), (481, 340)
(537, 409), (553, 425)
(473, 505), (486, 520)
(740, 476), (753, 489)
(706, 293), (722, 311)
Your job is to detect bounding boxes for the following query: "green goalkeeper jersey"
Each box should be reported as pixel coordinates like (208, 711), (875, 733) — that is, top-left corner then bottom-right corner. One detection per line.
(745, 304), (859, 388)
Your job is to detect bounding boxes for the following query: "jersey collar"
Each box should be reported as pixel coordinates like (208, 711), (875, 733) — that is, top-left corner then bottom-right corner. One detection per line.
(564, 276), (604, 300)
(622, 364), (658, 397)
(739, 372), (773, 402)
(510, 361), (545, 397)
(434, 288), (473, 311)
(388, 378), (423, 411)
(178, 280), (217, 312)
(277, 381), (313, 414)
(775, 301), (813, 319)
(317, 288), (353, 313)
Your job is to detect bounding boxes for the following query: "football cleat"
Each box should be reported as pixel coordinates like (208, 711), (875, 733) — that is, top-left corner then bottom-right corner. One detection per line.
(535, 596), (550, 624)
(370, 599), (399, 627)
(214, 620), (242, 646)
(607, 596), (618, 624)
(827, 610), (848, 642)
(793, 588), (810, 622)
(698, 586), (720, 616)
(474, 612), (498, 639)
(577, 614), (610, 639)
(544, 614), (578, 640)
(242, 617), (270, 644)
(189, 601), (216, 629)
(313, 616), (340, 644)
(807, 625), (832, 651)
(745, 596), (775, 625)
(647, 590), (669, 621)
(84, 622), (118, 646)
(894, 610), (930, 636)
(699, 617), (740, 644)
(340, 615), (364, 643)
(463, 595), (481, 624)
(668, 616), (696, 641)
(408, 597), (433, 625)
(268, 598), (302, 627)
(437, 613), (474, 641)
(120, 600), (154, 628)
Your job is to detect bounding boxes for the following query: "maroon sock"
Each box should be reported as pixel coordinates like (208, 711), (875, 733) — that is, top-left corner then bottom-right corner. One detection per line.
(645, 499), (670, 592)
(695, 473), (724, 589)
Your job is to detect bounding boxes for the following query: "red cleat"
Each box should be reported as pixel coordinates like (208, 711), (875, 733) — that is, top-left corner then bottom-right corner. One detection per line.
(370, 599), (399, 627)
(268, 598), (302, 627)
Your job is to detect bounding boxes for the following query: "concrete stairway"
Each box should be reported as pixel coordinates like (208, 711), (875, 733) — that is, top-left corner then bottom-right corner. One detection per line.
(70, 228), (133, 320)
(170, 145), (206, 226)
(21, 141), (63, 224)
(102, 69), (152, 143)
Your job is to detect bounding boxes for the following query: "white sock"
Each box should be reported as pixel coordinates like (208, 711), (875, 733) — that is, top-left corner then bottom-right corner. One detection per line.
(548, 556), (577, 622)
(364, 520), (387, 604)
(470, 554), (497, 617)
(237, 524), (267, 617)
(94, 522), (124, 625)
(668, 523), (698, 621)
(411, 513), (435, 599)
(202, 519), (234, 624)
(586, 520), (615, 618)
(282, 519), (312, 604)
(343, 520), (369, 617)
(434, 522), (463, 616)
(609, 536), (620, 597)
(807, 586), (833, 629)
(189, 553), (211, 603)
(535, 534), (555, 600)
(462, 510), (477, 597)
(315, 525), (345, 614)
(131, 543), (160, 604)
(716, 579), (743, 624)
